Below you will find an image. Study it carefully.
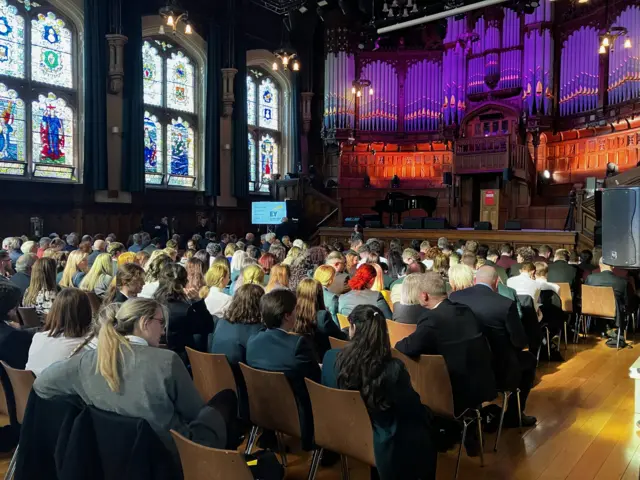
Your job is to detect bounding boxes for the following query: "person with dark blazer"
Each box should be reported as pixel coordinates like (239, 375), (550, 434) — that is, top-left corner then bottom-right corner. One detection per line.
(578, 250), (596, 280)
(246, 289), (321, 450)
(585, 258), (629, 326)
(322, 304), (437, 480)
(153, 264), (214, 365)
(338, 264), (393, 319)
(547, 249), (580, 293)
(395, 273), (496, 414)
(449, 266), (537, 427)
(486, 249), (508, 284)
(496, 244), (517, 270)
(391, 273), (431, 325)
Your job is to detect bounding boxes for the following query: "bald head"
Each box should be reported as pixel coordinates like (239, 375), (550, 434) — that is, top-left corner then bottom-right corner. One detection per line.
(475, 265), (499, 290)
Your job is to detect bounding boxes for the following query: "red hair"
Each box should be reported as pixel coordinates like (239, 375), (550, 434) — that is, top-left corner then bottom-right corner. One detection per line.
(258, 252), (277, 274)
(348, 264), (376, 291)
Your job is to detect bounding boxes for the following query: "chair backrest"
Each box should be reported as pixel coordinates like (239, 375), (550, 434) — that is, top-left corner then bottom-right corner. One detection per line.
(329, 336), (349, 350)
(171, 430), (253, 480)
(385, 320), (417, 347)
(381, 290), (393, 312)
(390, 351), (454, 418)
(186, 347), (237, 403)
(238, 363), (301, 438)
(305, 379), (376, 467)
(0, 361), (34, 424)
(556, 282), (573, 313)
(337, 313), (350, 329)
(17, 307), (41, 328)
(581, 285), (616, 318)
(86, 292), (102, 315)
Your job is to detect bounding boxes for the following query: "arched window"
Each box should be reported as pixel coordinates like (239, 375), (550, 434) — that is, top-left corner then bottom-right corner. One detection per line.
(0, 0), (77, 181)
(247, 68), (281, 193)
(142, 38), (198, 188)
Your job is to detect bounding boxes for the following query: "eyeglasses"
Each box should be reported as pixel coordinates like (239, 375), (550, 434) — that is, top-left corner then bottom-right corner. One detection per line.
(151, 316), (166, 327)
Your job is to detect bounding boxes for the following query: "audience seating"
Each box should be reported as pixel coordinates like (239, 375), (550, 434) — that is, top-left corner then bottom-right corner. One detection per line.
(385, 320), (417, 346)
(389, 350), (484, 479)
(329, 337), (348, 350)
(305, 379), (375, 480)
(170, 430), (253, 480)
(556, 282), (573, 349)
(579, 286), (616, 345)
(337, 313), (350, 330)
(239, 363), (302, 467)
(16, 308), (40, 329)
(186, 347), (237, 403)
(0, 362), (35, 480)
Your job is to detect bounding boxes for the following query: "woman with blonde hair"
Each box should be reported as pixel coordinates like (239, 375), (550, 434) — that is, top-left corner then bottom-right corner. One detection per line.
(139, 253), (172, 299)
(313, 264), (339, 325)
(229, 250), (247, 282)
(79, 253), (114, 296)
(201, 262), (232, 317)
(185, 257), (206, 300)
(59, 250), (88, 288)
(265, 264), (290, 292)
(295, 278), (347, 361)
(241, 264), (265, 288)
(163, 247), (178, 262)
(134, 250), (150, 269)
(146, 249), (168, 271)
(224, 243), (237, 262)
(33, 298), (238, 462)
(282, 246), (301, 266)
(368, 262), (386, 292)
(102, 263), (146, 304)
(116, 251), (136, 267)
(23, 257), (58, 318)
(448, 264), (474, 292)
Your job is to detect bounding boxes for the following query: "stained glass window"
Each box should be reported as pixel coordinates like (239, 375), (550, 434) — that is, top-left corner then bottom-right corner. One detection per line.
(31, 12), (72, 88)
(167, 51), (194, 113)
(0, 3), (77, 181)
(258, 78), (278, 130)
(142, 38), (198, 188)
(0, 0), (25, 79)
(0, 83), (25, 162)
(142, 41), (163, 107)
(247, 76), (256, 126)
(167, 117), (194, 177)
(247, 68), (282, 193)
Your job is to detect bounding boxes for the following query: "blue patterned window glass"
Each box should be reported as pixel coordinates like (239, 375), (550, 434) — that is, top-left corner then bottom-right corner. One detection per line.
(31, 92), (73, 166)
(142, 41), (163, 107)
(167, 117), (194, 177)
(258, 78), (278, 130)
(0, 82), (25, 162)
(247, 76), (256, 126)
(167, 50), (194, 113)
(31, 11), (72, 88)
(0, 0), (25, 79)
(144, 112), (162, 173)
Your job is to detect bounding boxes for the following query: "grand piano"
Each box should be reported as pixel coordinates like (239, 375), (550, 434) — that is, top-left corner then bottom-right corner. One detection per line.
(371, 192), (438, 227)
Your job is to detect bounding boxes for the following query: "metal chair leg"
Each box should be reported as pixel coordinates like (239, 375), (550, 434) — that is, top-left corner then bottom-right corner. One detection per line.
(476, 409), (484, 468)
(245, 426), (259, 455)
(340, 454), (350, 480)
(307, 449), (323, 480)
(516, 389), (523, 433)
(4, 444), (18, 480)
(455, 421), (469, 480)
(563, 321), (568, 350)
(546, 327), (551, 361)
(573, 315), (581, 344)
(276, 431), (288, 467)
(494, 391), (511, 452)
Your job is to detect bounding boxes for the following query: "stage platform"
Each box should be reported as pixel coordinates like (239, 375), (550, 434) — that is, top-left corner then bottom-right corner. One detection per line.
(317, 227), (578, 251)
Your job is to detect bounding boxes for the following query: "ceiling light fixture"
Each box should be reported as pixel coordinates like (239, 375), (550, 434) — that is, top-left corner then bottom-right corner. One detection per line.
(159, 0), (193, 35)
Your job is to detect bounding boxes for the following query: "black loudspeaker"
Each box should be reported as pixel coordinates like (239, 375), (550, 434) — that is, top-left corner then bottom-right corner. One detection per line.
(402, 216), (424, 229)
(423, 218), (448, 229)
(343, 217), (361, 227)
(505, 220), (521, 230)
(474, 221), (492, 231)
(602, 187), (640, 267)
(443, 172), (452, 185)
(362, 214), (382, 229)
(503, 168), (512, 182)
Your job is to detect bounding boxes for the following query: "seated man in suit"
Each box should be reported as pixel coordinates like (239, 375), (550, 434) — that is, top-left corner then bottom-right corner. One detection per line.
(450, 266), (537, 427)
(325, 251), (350, 294)
(585, 257), (629, 335)
(547, 249), (579, 294)
(246, 289), (321, 450)
(395, 272), (496, 413)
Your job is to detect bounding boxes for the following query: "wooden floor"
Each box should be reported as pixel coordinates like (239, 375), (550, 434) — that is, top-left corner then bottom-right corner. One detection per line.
(0, 335), (638, 479)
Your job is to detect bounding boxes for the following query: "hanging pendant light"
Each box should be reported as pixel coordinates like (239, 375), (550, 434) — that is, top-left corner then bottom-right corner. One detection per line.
(391, 0), (399, 7)
(411, 3), (418, 12)
(403, 7), (409, 17)
(624, 37), (632, 48)
(599, 44), (606, 54)
(382, 2), (389, 12)
(388, 8), (394, 17)
(159, 1), (193, 35)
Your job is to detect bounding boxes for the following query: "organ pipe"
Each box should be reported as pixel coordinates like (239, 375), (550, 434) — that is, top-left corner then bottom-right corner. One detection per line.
(559, 26), (599, 116)
(608, 5), (640, 105)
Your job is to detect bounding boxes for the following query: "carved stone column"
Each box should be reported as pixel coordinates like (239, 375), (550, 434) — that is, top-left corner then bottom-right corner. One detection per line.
(106, 34), (128, 94)
(221, 68), (238, 117)
(300, 92), (314, 173)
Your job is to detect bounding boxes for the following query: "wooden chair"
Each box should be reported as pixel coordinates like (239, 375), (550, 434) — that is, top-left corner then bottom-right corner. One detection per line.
(556, 282), (573, 349)
(381, 290), (394, 312)
(17, 308), (40, 329)
(305, 379), (375, 480)
(238, 363), (302, 466)
(389, 352), (483, 479)
(0, 362), (35, 480)
(329, 337), (348, 350)
(385, 319), (416, 347)
(86, 291), (102, 316)
(337, 313), (350, 330)
(170, 430), (253, 480)
(579, 285), (617, 345)
(186, 347), (237, 403)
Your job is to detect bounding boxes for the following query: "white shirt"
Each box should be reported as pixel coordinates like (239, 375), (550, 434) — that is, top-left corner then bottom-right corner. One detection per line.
(357, 256), (388, 268)
(139, 280), (159, 299)
(26, 332), (88, 376)
(536, 278), (560, 294)
(204, 287), (232, 318)
(422, 259), (434, 270)
(507, 273), (541, 304)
